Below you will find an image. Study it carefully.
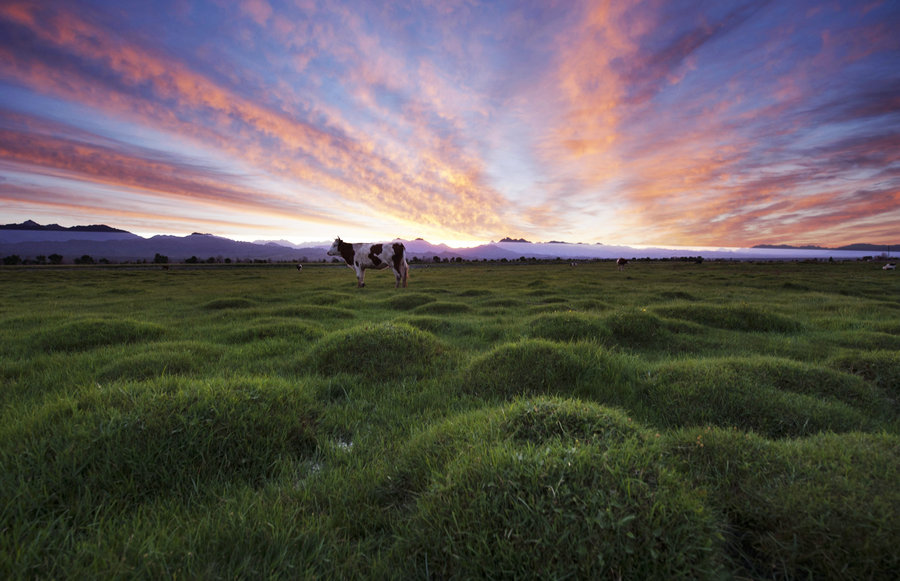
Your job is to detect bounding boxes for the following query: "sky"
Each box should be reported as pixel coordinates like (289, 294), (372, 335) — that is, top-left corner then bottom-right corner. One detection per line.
(0, 0), (898, 248)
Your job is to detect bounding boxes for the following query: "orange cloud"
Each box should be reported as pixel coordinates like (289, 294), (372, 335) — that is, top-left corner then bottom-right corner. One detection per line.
(0, 2), (511, 240)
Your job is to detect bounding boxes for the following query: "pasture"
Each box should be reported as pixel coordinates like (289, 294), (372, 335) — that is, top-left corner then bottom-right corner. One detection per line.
(1, 260), (898, 579)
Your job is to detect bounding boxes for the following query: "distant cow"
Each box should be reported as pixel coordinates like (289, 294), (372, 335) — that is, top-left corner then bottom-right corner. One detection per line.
(616, 258), (628, 271)
(884, 263), (896, 270)
(327, 237), (409, 288)
(296, 263), (303, 271)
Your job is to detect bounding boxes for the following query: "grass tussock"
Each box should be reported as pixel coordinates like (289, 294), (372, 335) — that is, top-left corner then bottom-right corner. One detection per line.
(29, 318), (166, 353)
(605, 307), (669, 346)
(201, 297), (256, 310)
(528, 311), (609, 342)
(385, 292), (435, 310)
(225, 320), (324, 344)
(462, 339), (636, 402)
(400, 440), (723, 579)
(667, 428), (900, 579)
(656, 303), (803, 333)
(639, 357), (880, 437)
(98, 341), (226, 381)
(307, 322), (447, 378)
(388, 399), (723, 579)
(828, 349), (900, 395)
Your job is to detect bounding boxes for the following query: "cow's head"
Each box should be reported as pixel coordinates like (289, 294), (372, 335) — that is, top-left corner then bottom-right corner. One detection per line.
(327, 238), (343, 256)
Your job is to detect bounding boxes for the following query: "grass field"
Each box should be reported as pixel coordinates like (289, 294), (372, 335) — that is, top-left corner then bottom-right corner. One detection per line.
(1, 260), (898, 579)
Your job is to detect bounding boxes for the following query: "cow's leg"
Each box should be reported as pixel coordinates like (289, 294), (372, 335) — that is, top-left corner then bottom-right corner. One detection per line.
(401, 262), (409, 287)
(356, 264), (366, 287)
(393, 267), (401, 288)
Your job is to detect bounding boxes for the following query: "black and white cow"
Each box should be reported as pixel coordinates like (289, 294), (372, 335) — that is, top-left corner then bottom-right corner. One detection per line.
(616, 258), (628, 271)
(327, 237), (409, 288)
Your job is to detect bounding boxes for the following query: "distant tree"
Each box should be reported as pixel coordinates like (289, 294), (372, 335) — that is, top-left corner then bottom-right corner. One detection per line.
(206, 257), (216, 263)
(153, 253), (169, 264)
(3, 255), (22, 265)
(433, 255), (441, 263)
(224, 258), (232, 264)
(99, 258), (111, 264)
(185, 256), (199, 264)
(74, 255), (95, 265)
(49, 253), (63, 265)
(35, 255), (47, 265)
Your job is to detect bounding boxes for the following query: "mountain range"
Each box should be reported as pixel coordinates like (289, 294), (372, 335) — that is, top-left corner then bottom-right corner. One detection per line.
(1, 221), (896, 263)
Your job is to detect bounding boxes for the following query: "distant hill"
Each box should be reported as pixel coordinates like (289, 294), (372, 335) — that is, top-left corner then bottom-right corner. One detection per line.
(833, 243), (897, 252)
(2, 221), (896, 264)
(754, 243), (897, 252)
(0, 222), (326, 263)
(1, 220), (130, 233)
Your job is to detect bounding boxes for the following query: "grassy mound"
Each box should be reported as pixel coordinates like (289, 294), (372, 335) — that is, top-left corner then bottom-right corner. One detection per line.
(385, 292), (435, 310)
(479, 297), (525, 308)
(385, 399), (723, 578)
(30, 318), (166, 353)
(654, 304), (802, 333)
(604, 308), (669, 346)
(306, 322), (447, 378)
(668, 428), (900, 579)
(457, 288), (494, 297)
(0, 376), (320, 521)
(225, 320), (324, 343)
(828, 349), (900, 395)
(412, 301), (473, 315)
(639, 357), (879, 437)
(503, 398), (648, 445)
(398, 439), (723, 579)
(462, 339), (635, 401)
(98, 341), (226, 381)
(528, 311), (609, 342)
(267, 305), (355, 319)
(201, 297), (256, 310)
(396, 315), (478, 338)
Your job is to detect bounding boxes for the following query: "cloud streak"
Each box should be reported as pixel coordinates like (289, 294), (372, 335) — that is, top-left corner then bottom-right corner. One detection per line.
(0, 0), (898, 246)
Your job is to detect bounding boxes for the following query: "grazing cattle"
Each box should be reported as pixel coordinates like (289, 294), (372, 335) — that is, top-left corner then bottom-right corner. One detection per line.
(296, 263), (303, 271)
(616, 258), (628, 271)
(327, 237), (409, 288)
(884, 263), (896, 270)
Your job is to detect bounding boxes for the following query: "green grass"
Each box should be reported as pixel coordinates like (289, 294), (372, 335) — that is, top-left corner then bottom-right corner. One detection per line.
(1, 261), (898, 579)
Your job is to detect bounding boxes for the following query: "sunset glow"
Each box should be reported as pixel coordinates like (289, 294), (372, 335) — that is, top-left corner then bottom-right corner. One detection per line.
(1, 0), (898, 246)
